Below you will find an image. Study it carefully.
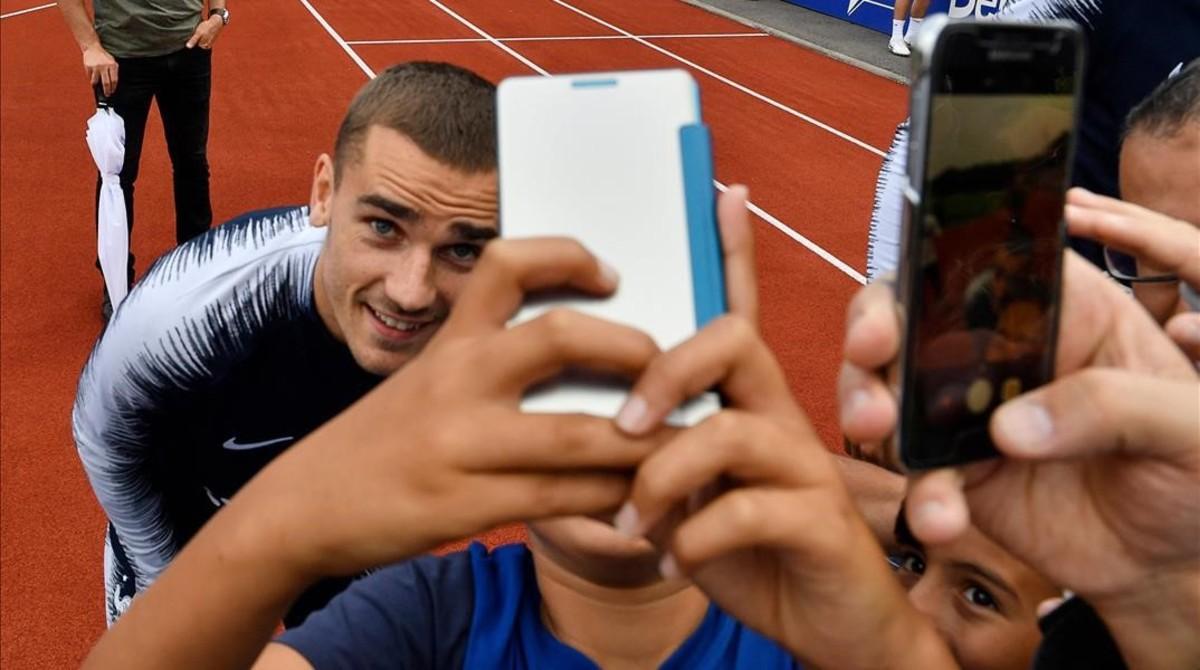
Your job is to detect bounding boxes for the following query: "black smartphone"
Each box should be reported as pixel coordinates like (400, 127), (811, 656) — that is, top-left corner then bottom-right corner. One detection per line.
(894, 17), (1084, 470)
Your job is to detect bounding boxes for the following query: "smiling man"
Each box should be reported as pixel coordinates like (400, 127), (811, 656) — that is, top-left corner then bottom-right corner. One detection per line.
(72, 61), (499, 628)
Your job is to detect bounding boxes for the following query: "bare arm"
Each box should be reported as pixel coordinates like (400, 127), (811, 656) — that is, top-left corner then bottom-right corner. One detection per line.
(57, 0), (118, 94)
(57, 0), (101, 50)
(83, 487), (311, 670)
(833, 455), (905, 552)
(81, 238), (671, 669)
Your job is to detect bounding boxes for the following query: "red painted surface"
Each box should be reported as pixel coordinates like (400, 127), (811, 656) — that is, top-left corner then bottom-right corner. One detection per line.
(0, 1), (900, 666)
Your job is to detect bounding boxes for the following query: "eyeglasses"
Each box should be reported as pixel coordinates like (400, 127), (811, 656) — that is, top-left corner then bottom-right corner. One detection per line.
(1103, 247), (1179, 284)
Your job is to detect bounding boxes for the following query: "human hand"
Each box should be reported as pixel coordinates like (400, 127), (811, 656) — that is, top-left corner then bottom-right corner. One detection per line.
(839, 252), (1200, 669)
(612, 187), (954, 668)
(84, 43), (118, 96)
(186, 15), (223, 49)
(228, 238), (671, 582)
(1065, 187), (1200, 352)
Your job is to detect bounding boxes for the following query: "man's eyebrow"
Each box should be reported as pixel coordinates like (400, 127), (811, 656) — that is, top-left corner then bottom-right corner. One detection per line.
(450, 222), (498, 242)
(357, 194), (418, 222)
(951, 561), (1020, 602)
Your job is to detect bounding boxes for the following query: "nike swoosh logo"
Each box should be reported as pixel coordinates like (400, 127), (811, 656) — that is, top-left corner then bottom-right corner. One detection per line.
(222, 436), (293, 451)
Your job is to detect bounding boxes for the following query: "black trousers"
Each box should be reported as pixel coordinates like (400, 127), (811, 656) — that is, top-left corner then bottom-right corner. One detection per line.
(95, 47), (213, 288)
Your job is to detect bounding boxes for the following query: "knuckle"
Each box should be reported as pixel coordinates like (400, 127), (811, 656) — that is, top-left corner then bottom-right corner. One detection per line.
(718, 314), (755, 344)
(629, 330), (659, 362)
(477, 240), (516, 274)
(636, 466), (673, 508)
(557, 238), (591, 263)
(703, 410), (742, 446)
(548, 417), (587, 455)
(643, 354), (685, 396)
(1070, 369), (1119, 415)
(723, 490), (764, 535)
(537, 308), (578, 350)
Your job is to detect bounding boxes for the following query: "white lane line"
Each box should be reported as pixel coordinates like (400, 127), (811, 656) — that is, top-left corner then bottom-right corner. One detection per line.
(426, 0), (864, 284)
(425, 0), (550, 75)
(0, 2), (56, 20)
(298, 0), (376, 78)
(300, 0), (865, 284)
(548, 0), (887, 158)
(715, 183), (866, 284)
(345, 33), (768, 45)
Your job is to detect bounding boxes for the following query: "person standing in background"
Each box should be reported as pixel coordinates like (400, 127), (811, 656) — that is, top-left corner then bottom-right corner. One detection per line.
(58, 0), (228, 319)
(889, 0), (929, 56)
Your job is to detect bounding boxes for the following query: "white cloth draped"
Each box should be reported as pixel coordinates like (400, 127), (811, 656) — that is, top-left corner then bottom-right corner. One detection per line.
(87, 107), (129, 310)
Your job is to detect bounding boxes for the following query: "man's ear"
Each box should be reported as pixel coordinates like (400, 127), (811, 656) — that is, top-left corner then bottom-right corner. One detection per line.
(310, 154), (335, 229)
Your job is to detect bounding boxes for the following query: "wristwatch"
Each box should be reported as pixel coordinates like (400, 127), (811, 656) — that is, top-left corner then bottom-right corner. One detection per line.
(209, 7), (229, 25)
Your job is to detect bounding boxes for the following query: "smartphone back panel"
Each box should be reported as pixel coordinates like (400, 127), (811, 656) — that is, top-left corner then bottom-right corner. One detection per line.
(497, 69), (724, 424)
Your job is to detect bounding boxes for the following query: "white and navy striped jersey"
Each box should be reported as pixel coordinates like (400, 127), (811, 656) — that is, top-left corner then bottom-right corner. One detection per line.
(74, 206), (381, 591)
(867, 0), (1200, 280)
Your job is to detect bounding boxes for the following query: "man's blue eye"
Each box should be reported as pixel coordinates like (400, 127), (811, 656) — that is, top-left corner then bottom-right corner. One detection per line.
(964, 585), (998, 611)
(369, 219), (394, 236)
(445, 244), (480, 262)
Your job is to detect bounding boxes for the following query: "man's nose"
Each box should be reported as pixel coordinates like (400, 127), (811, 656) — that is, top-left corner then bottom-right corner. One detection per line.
(384, 251), (437, 313)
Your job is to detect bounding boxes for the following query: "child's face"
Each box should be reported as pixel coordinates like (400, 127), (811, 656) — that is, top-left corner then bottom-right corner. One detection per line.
(895, 521), (1059, 670)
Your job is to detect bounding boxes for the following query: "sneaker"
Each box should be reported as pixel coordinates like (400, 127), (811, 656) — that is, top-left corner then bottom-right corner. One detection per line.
(889, 38), (911, 57)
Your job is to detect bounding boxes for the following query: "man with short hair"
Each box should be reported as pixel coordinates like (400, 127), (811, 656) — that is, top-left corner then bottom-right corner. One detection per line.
(58, 0), (232, 318)
(1112, 59), (1200, 321)
(73, 61), (501, 626)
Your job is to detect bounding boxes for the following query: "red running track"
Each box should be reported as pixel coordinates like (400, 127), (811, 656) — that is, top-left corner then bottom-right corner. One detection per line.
(0, 1), (906, 666)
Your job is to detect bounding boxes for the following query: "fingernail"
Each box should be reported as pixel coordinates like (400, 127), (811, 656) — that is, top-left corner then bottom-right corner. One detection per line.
(995, 400), (1054, 451)
(613, 502), (641, 537)
(913, 499), (949, 532)
(598, 260), (620, 287)
(658, 552), (681, 580)
(1176, 318), (1200, 345)
(842, 389), (870, 426)
(616, 394), (649, 434)
(1037, 597), (1066, 619)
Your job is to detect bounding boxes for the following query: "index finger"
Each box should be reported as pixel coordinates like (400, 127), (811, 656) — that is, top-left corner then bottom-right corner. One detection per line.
(617, 315), (799, 434)
(445, 238), (617, 336)
(843, 279), (901, 370)
(1065, 188), (1200, 287)
(1054, 252), (1194, 378)
(716, 184), (757, 324)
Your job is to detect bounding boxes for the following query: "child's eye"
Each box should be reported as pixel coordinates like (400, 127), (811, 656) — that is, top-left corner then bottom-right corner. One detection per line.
(898, 551), (926, 576)
(963, 584), (999, 611)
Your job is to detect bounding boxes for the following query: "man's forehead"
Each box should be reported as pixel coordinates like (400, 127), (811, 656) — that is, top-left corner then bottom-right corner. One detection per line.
(1120, 127), (1200, 220)
(346, 130), (498, 221)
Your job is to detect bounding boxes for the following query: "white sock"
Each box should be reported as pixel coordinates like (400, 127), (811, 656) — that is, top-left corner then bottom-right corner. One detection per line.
(892, 19), (905, 41)
(905, 17), (923, 41)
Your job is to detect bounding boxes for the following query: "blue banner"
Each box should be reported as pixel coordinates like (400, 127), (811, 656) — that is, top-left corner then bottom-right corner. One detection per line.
(781, 0), (1005, 35)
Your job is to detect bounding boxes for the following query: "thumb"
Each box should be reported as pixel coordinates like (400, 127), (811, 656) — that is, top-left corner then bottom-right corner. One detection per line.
(186, 32), (198, 48)
(1165, 312), (1200, 363)
(991, 369), (1199, 463)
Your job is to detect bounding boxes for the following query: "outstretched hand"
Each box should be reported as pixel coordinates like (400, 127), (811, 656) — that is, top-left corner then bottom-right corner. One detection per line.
(838, 251), (1199, 670)
(612, 186), (954, 669)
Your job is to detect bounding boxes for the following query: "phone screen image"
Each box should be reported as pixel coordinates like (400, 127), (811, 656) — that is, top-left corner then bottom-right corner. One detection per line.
(903, 37), (1079, 467)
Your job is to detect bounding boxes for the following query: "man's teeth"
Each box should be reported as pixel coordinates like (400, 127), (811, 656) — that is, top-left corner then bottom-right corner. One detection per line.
(372, 308), (421, 331)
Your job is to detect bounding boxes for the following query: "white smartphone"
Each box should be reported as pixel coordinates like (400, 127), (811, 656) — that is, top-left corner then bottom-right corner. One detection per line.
(496, 69), (725, 425)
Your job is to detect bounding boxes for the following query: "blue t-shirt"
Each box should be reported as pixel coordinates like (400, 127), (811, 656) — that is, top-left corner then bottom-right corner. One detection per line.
(278, 543), (801, 669)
